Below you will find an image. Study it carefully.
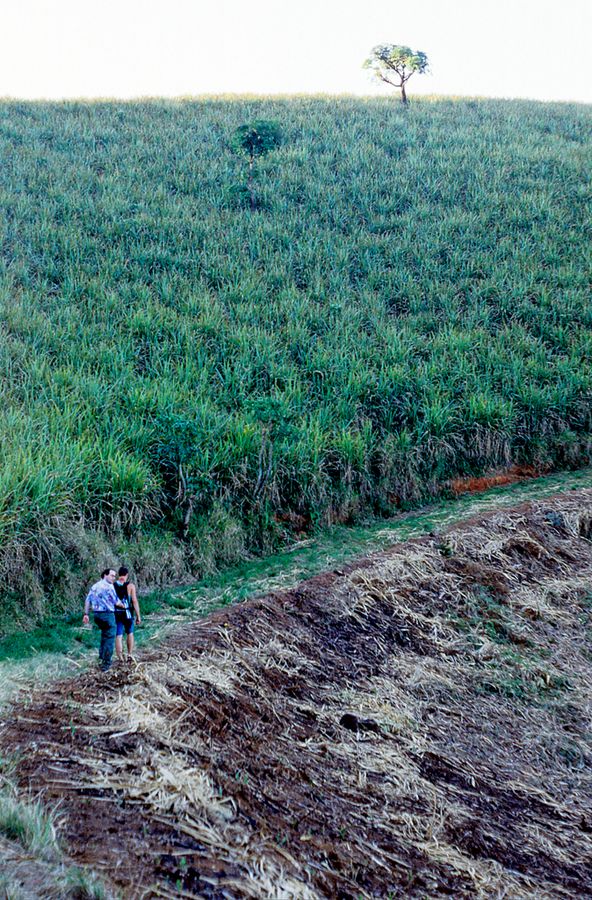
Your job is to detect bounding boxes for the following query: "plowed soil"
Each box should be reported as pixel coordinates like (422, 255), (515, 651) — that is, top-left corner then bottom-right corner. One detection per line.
(3, 492), (592, 898)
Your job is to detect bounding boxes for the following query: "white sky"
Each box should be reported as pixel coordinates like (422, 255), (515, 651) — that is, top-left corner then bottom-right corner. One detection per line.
(1, 0), (590, 102)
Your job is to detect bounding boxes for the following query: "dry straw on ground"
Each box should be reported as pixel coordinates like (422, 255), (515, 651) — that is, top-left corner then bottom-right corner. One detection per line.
(3, 491), (592, 898)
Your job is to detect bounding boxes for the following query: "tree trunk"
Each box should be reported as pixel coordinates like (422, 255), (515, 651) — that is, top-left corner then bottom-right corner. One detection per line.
(400, 82), (408, 106)
(248, 156), (256, 210)
(181, 497), (193, 540)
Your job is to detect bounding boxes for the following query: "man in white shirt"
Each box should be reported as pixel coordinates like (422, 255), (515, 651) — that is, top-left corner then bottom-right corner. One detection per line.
(83, 568), (118, 671)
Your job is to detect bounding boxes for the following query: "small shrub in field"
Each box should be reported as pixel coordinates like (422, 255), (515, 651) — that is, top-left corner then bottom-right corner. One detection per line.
(232, 120), (282, 158)
(232, 119), (282, 209)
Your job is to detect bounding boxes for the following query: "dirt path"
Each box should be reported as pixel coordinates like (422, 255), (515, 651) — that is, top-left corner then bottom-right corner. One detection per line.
(2, 489), (592, 898)
(3, 466), (591, 716)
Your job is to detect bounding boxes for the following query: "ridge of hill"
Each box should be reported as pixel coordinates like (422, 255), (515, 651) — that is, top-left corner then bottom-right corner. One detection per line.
(1, 96), (591, 625)
(2, 488), (592, 897)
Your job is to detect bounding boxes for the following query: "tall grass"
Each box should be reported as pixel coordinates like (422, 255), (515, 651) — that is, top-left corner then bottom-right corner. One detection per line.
(0, 96), (590, 624)
(0, 793), (60, 859)
(0, 756), (112, 897)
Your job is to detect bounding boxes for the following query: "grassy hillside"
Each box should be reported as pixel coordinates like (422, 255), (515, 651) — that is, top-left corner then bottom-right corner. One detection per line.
(1, 96), (591, 625)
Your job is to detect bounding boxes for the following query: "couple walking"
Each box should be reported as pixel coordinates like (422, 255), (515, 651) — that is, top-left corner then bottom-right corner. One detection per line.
(83, 567), (142, 671)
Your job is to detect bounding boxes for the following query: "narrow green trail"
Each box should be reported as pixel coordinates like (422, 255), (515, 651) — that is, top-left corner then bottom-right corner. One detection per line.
(169, 467), (592, 618)
(1, 467), (591, 708)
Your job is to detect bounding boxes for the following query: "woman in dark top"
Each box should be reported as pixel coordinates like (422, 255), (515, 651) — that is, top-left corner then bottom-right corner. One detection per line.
(114, 566), (141, 663)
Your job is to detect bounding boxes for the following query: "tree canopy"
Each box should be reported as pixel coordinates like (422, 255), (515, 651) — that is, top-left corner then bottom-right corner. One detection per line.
(364, 44), (429, 104)
(232, 120), (282, 159)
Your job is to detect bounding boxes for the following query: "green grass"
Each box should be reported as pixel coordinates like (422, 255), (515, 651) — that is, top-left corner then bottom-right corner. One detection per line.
(0, 793), (60, 861)
(0, 754), (113, 898)
(60, 866), (111, 900)
(0, 95), (591, 621)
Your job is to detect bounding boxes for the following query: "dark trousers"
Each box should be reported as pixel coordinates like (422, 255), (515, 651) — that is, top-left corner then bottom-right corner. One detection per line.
(93, 611), (116, 670)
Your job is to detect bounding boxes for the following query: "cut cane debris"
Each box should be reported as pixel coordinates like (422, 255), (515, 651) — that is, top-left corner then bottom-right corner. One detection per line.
(2, 491), (592, 897)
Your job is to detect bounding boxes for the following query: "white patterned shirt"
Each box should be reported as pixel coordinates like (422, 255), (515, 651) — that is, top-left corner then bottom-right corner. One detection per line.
(85, 579), (117, 614)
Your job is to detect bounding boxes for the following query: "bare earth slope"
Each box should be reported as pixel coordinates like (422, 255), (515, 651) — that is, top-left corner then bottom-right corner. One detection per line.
(3, 491), (592, 898)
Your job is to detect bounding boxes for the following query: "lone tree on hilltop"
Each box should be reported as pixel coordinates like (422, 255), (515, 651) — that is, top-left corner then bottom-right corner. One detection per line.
(364, 44), (429, 105)
(232, 120), (282, 210)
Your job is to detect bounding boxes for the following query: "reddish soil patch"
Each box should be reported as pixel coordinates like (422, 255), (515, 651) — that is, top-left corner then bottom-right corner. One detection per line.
(449, 464), (546, 495)
(3, 491), (592, 898)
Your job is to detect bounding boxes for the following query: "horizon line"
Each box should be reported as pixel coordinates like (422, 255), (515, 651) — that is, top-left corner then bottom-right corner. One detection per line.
(0, 92), (589, 106)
